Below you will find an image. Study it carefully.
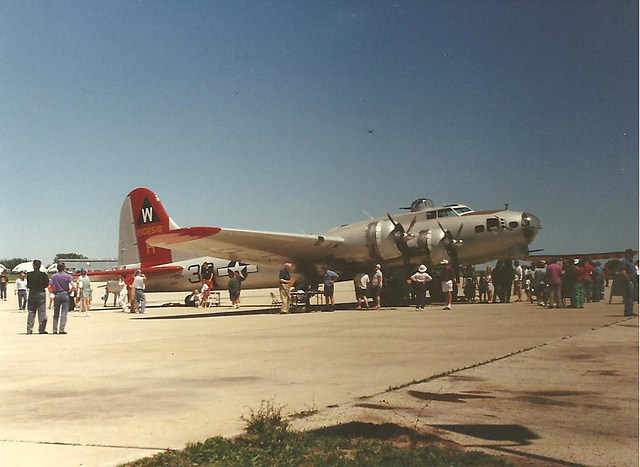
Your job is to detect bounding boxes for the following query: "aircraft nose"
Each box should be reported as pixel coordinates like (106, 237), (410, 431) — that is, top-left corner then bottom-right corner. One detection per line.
(521, 212), (541, 243)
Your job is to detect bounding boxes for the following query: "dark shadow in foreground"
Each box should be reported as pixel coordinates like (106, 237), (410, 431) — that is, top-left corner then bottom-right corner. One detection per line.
(433, 424), (585, 467)
(310, 421), (440, 443)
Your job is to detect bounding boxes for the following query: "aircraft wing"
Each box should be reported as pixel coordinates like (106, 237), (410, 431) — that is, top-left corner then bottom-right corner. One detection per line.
(147, 227), (345, 267)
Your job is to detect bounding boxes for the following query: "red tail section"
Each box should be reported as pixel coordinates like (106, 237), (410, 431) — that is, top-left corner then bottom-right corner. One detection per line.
(127, 188), (174, 267)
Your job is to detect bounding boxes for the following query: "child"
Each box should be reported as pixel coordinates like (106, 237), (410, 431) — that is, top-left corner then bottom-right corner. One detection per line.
(464, 277), (476, 303)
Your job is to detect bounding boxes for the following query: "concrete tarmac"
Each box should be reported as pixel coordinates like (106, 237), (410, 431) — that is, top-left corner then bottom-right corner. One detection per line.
(0, 282), (637, 466)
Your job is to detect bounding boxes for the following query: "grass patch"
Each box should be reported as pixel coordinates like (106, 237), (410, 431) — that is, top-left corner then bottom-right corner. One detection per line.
(121, 400), (510, 466)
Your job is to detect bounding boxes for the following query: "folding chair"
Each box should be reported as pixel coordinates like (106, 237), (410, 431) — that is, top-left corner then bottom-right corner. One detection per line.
(270, 292), (282, 307)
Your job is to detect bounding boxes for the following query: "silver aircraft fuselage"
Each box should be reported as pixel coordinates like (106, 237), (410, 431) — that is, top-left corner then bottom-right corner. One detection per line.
(319, 203), (541, 276)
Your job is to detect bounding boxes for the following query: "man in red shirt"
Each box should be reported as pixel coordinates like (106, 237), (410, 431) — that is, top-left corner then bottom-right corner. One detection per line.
(546, 259), (563, 309)
(124, 274), (136, 313)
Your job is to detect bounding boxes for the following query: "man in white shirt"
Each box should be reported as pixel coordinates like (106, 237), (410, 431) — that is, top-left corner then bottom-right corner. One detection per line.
(371, 264), (383, 309)
(355, 272), (370, 309)
(514, 260), (523, 302)
(411, 264), (433, 310)
(133, 270), (147, 314)
(15, 272), (28, 311)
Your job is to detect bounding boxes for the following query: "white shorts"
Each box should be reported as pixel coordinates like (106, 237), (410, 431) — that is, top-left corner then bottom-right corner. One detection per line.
(441, 280), (453, 293)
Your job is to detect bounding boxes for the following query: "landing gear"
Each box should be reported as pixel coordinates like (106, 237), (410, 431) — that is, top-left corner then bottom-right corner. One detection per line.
(381, 272), (411, 306)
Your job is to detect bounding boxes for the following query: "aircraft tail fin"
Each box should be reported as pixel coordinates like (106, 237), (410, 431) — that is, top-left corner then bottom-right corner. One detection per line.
(119, 188), (175, 267)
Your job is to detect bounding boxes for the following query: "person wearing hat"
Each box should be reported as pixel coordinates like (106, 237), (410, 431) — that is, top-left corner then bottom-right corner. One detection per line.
(26, 259), (50, 334)
(353, 271), (370, 309)
(440, 259), (456, 310)
(321, 265), (339, 311)
(371, 264), (383, 309)
(410, 264), (432, 310)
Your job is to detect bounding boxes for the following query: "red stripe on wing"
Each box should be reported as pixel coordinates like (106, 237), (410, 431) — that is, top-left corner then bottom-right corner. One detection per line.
(83, 265), (183, 279)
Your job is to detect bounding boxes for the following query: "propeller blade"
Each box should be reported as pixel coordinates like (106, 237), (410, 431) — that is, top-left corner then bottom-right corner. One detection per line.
(455, 224), (463, 239)
(406, 217), (417, 234)
(437, 220), (447, 234)
(386, 211), (398, 227)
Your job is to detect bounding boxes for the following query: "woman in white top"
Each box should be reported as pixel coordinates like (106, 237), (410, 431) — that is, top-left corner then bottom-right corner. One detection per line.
(118, 275), (129, 312)
(485, 266), (495, 303)
(410, 265), (432, 310)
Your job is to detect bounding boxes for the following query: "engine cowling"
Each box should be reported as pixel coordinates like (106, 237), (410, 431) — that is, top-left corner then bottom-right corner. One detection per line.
(365, 220), (403, 261)
(366, 221), (453, 265)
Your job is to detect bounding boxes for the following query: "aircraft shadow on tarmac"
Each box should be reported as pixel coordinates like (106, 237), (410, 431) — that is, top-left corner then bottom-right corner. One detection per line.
(432, 424), (587, 467)
(133, 307), (282, 320)
(309, 421), (439, 443)
(134, 302), (381, 320)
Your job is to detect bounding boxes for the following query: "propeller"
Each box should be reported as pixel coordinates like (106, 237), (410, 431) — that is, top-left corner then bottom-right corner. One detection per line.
(386, 212), (417, 272)
(437, 220), (464, 271)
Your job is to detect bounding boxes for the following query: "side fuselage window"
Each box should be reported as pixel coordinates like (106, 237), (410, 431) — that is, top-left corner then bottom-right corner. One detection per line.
(426, 211), (436, 220)
(475, 225), (485, 233)
(508, 221), (519, 229)
(487, 218), (499, 231)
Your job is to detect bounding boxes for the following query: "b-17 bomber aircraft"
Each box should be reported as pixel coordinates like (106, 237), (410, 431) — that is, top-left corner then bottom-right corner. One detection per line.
(119, 188), (541, 300)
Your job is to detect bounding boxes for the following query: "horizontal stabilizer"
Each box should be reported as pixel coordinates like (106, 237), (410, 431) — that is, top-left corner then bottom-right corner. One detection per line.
(84, 265), (183, 281)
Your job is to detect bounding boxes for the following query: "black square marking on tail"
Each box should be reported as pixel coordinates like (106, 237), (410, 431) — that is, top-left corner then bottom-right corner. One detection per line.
(137, 196), (160, 225)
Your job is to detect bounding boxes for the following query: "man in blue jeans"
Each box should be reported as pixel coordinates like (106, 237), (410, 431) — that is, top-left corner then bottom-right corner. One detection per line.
(49, 263), (73, 334)
(620, 249), (637, 317)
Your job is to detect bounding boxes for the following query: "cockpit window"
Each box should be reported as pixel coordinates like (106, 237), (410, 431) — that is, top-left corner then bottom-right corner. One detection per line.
(453, 207), (472, 215)
(426, 211), (436, 220)
(437, 208), (454, 218)
(487, 218), (499, 230)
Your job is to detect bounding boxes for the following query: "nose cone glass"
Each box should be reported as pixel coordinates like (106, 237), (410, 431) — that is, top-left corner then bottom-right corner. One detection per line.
(522, 212), (541, 242)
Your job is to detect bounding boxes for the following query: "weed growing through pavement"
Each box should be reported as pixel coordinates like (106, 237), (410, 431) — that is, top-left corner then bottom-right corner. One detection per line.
(121, 398), (511, 466)
(381, 397), (432, 449)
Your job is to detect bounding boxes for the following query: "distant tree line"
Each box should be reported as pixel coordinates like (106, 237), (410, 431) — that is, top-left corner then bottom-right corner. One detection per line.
(0, 258), (28, 270)
(52, 253), (87, 263)
(0, 253), (87, 271)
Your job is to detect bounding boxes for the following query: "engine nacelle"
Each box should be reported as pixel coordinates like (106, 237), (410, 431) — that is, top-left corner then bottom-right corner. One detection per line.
(365, 220), (403, 261)
(365, 221), (453, 265)
(407, 228), (447, 264)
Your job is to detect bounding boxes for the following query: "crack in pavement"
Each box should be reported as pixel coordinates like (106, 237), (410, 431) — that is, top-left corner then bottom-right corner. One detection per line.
(293, 316), (636, 418)
(0, 438), (165, 452)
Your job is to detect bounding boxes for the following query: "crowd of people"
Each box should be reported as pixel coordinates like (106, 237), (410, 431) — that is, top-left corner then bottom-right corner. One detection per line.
(12, 259), (148, 335)
(183, 263), (245, 309)
(9, 250), (638, 332)
(467, 251), (638, 316)
(275, 250), (638, 315)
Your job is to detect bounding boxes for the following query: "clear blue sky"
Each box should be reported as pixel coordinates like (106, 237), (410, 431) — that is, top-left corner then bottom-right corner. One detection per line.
(1, 0), (637, 263)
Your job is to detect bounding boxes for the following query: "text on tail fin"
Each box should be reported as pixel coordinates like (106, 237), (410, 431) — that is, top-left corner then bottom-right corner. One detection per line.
(122, 187), (173, 267)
